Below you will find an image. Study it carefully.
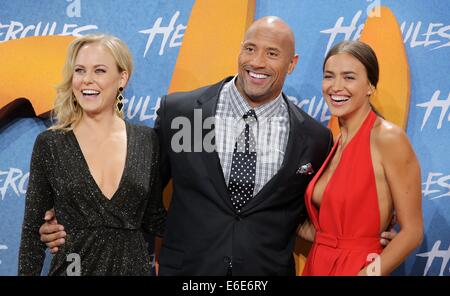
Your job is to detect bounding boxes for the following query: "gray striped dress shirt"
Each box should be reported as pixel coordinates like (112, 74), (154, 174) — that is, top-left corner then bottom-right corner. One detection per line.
(215, 77), (290, 195)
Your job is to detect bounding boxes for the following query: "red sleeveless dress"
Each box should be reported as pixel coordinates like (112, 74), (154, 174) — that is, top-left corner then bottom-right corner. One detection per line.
(302, 111), (382, 275)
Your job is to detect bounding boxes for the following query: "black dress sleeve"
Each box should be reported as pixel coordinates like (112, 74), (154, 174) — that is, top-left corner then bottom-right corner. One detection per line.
(141, 128), (167, 237)
(18, 133), (54, 275)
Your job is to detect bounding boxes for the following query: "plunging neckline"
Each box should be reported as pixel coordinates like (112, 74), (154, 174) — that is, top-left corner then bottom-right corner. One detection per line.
(312, 111), (374, 227)
(69, 122), (130, 201)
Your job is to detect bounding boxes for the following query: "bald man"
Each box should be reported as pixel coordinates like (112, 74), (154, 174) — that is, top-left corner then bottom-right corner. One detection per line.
(156, 16), (332, 276)
(39, 17), (333, 275)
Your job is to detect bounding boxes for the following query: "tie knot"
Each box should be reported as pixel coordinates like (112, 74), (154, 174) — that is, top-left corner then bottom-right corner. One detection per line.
(243, 109), (257, 123)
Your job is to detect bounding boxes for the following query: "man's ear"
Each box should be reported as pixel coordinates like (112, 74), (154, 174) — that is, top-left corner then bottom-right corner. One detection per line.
(288, 54), (299, 74)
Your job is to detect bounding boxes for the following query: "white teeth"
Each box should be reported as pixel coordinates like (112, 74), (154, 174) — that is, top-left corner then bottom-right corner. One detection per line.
(249, 71), (268, 79)
(331, 95), (349, 102)
(82, 89), (100, 95)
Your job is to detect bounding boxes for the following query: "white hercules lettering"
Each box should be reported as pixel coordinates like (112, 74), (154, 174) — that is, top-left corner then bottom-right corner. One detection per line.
(123, 95), (160, 122)
(0, 168), (29, 200)
(321, 10), (450, 56)
(417, 90), (450, 130)
(139, 11), (186, 57)
(422, 172), (450, 200)
(0, 21), (97, 41)
(416, 241), (450, 276)
(288, 96), (330, 123)
(320, 10), (364, 56)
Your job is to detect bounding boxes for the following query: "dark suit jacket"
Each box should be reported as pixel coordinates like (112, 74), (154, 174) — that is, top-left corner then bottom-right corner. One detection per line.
(155, 77), (333, 275)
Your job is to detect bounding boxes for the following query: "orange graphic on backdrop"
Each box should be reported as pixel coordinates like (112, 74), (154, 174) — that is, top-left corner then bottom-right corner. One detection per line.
(0, 36), (75, 115)
(169, 0), (255, 93)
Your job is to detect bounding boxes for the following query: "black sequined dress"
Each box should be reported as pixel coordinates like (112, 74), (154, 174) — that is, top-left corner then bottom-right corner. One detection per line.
(18, 123), (166, 275)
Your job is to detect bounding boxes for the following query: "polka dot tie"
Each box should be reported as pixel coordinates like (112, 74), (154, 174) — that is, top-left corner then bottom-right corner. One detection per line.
(228, 109), (257, 212)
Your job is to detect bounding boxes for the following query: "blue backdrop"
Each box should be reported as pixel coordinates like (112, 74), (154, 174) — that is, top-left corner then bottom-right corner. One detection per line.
(0, 0), (449, 275)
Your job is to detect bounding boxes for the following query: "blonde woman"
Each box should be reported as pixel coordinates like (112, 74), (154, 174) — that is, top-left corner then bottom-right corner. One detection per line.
(18, 34), (166, 275)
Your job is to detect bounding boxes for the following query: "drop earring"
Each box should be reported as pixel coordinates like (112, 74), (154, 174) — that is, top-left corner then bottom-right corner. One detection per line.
(116, 87), (124, 112)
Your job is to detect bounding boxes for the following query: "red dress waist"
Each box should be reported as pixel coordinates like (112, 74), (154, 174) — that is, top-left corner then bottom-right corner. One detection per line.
(314, 232), (381, 251)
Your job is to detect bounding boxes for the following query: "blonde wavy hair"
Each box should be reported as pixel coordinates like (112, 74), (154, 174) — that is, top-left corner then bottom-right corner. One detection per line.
(50, 34), (133, 131)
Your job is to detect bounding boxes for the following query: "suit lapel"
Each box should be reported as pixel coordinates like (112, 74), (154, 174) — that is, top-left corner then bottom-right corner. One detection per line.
(280, 97), (308, 174)
(241, 95), (307, 212)
(196, 77), (235, 211)
(196, 85), (310, 213)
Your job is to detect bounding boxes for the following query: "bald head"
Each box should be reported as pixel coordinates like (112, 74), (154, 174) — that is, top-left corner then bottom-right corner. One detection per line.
(236, 16), (299, 107)
(245, 16), (296, 57)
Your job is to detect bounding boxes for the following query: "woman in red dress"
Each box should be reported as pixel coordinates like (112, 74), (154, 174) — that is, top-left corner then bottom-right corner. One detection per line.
(300, 41), (423, 276)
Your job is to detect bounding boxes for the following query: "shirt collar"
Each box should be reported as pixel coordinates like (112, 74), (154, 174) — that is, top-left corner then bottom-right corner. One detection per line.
(228, 75), (284, 120)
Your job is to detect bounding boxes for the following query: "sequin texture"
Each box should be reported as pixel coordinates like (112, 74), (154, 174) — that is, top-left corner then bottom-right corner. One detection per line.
(18, 122), (166, 275)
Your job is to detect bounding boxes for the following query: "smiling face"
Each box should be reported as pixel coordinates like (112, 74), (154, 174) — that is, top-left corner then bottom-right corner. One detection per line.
(236, 17), (298, 107)
(72, 42), (128, 116)
(322, 52), (373, 119)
